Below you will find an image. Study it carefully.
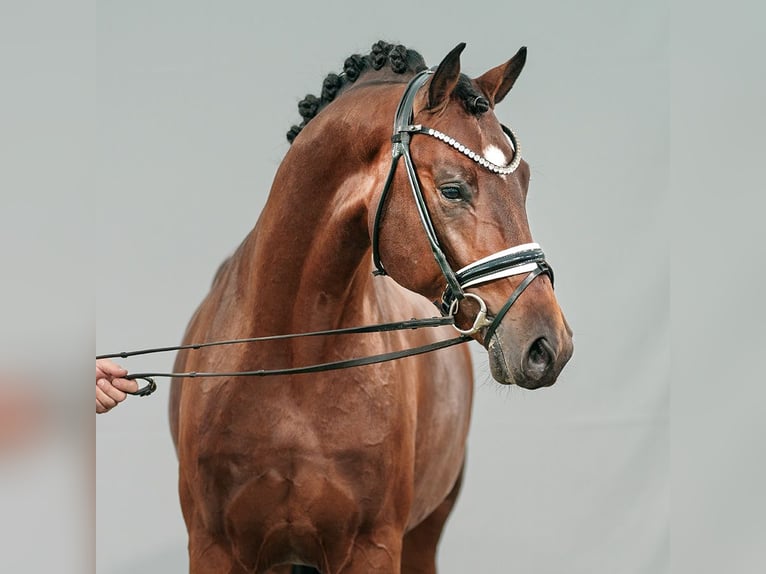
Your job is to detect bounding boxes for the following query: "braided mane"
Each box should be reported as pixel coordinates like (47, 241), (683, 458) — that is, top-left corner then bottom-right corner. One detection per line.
(286, 40), (489, 144)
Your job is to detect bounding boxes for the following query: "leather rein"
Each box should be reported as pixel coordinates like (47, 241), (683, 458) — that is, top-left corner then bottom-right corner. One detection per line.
(98, 69), (552, 398)
(96, 317), (470, 397)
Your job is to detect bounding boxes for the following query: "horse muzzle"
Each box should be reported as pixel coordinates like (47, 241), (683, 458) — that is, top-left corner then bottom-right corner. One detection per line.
(486, 318), (573, 389)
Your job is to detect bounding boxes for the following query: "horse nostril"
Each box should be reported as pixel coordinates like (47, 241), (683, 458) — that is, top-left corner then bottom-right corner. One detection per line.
(525, 337), (554, 378)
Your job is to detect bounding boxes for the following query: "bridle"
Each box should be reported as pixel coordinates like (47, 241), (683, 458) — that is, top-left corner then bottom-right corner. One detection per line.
(97, 69), (553, 397)
(371, 68), (553, 340)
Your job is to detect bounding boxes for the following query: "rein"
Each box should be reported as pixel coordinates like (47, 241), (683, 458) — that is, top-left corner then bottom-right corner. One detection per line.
(97, 317), (470, 397)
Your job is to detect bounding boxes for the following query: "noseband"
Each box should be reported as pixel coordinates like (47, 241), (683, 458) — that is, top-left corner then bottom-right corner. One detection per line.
(371, 69), (554, 342)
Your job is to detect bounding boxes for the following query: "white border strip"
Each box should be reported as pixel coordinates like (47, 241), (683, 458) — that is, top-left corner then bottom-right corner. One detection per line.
(456, 242), (540, 275)
(460, 262), (540, 289)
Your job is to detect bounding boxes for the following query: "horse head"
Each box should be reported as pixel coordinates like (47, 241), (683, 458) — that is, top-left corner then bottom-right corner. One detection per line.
(372, 43), (573, 389)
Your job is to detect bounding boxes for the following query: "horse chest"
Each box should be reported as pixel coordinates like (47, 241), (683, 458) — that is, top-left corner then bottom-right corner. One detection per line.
(194, 379), (414, 490)
(195, 415), (413, 557)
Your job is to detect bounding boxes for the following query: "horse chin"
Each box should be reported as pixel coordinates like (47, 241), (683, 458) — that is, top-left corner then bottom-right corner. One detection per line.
(486, 334), (558, 390)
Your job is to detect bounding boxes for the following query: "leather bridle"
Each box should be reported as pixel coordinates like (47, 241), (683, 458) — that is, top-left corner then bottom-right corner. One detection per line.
(97, 69), (554, 397)
(370, 69), (553, 339)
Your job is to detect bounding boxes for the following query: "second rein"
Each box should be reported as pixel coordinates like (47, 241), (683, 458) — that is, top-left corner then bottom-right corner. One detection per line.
(96, 316), (470, 397)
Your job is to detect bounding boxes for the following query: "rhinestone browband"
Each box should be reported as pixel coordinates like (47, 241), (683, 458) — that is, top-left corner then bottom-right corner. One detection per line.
(417, 126), (522, 175)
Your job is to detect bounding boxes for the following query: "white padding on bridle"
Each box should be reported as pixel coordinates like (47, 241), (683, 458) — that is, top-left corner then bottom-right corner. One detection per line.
(460, 262), (541, 289)
(457, 242), (540, 273)
(456, 243), (542, 289)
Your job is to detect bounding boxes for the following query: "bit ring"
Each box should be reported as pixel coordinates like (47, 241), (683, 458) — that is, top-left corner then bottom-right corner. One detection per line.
(449, 293), (493, 335)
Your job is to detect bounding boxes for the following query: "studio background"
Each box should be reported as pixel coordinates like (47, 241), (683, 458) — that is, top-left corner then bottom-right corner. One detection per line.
(96, 1), (668, 573)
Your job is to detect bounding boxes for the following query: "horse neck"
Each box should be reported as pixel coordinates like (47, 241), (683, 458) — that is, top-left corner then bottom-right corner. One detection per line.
(239, 89), (397, 333)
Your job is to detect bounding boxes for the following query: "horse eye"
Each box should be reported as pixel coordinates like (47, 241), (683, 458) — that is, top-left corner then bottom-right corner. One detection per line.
(440, 186), (463, 201)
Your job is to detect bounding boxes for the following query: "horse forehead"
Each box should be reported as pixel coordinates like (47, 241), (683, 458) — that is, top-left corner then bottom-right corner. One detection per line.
(439, 114), (516, 167)
(454, 128), (518, 183)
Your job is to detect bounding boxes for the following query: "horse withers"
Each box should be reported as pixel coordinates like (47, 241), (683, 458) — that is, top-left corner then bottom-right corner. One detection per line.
(169, 41), (572, 573)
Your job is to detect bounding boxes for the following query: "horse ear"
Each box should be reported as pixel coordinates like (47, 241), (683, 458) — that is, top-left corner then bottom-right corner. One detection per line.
(475, 46), (527, 107)
(427, 42), (466, 112)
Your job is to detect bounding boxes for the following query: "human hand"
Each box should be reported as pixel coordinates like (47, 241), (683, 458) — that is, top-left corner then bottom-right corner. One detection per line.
(96, 359), (138, 414)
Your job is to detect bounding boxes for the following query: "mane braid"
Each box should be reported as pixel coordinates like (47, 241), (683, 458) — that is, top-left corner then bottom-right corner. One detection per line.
(286, 40), (427, 144)
(286, 41), (491, 144)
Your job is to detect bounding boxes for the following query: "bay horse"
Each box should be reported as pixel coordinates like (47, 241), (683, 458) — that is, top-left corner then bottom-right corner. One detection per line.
(169, 41), (573, 573)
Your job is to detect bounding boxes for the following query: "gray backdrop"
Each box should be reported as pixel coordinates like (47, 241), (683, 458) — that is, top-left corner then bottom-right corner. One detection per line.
(95, 1), (670, 572)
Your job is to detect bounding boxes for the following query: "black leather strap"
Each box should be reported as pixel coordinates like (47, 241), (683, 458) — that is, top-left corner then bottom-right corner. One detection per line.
(371, 153), (402, 276)
(371, 68), (433, 277)
(99, 315), (463, 396)
(392, 69), (433, 133)
(123, 335), (471, 388)
(483, 264), (551, 344)
(440, 248), (551, 314)
(400, 142), (464, 298)
(457, 247), (548, 287)
(96, 316), (456, 360)
(126, 377), (157, 397)
(371, 70), (536, 310)
(370, 69), (464, 299)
